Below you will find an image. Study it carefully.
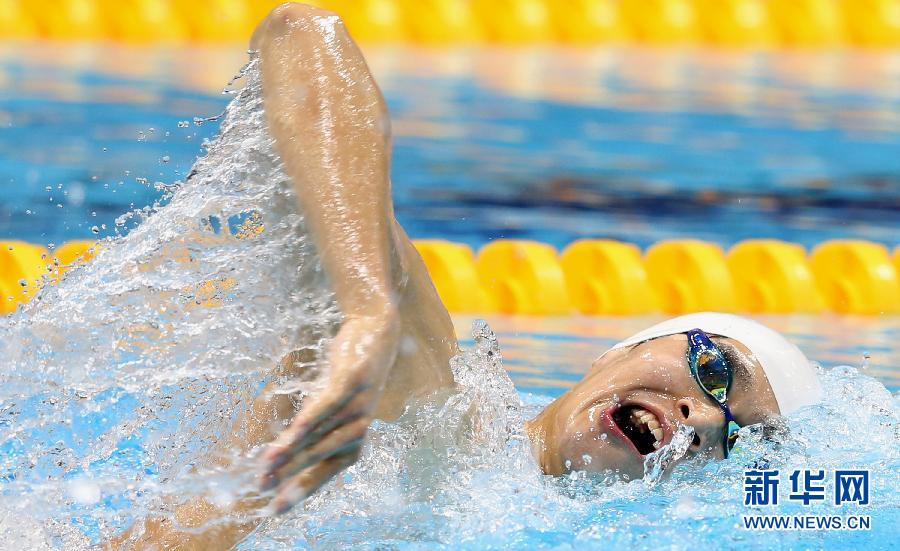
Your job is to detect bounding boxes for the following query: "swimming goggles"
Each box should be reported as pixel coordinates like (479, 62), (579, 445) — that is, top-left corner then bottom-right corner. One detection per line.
(686, 328), (741, 458)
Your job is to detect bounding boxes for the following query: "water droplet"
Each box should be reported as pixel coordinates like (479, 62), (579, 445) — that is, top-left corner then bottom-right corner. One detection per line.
(600, 433), (608, 441)
(581, 454), (592, 465)
(68, 478), (101, 505)
(178, 120), (190, 128)
(161, 156), (171, 164)
(18, 279), (27, 287)
(643, 423), (696, 489)
(564, 459), (572, 471)
(673, 494), (699, 518)
(91, 226), (99, 234)
(25, 210), (32, 215)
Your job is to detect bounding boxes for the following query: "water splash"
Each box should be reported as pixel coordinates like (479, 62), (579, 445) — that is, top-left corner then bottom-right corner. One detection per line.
(0, 56), (341, 546)
(0, 52), (897, 550)
(642, 423), (695, 489)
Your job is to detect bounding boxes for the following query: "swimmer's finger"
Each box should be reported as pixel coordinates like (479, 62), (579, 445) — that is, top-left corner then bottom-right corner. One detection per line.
(261, 416), (368, 491)
(270, 451), (360, 515)
(261, 385), (365, 471)
(263, 388), (366, 478)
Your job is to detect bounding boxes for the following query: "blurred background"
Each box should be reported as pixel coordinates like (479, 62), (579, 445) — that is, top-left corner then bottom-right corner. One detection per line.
(1, 1), (899, 319)
(0, 1), (899, 397)
(2, 0), (899, 244)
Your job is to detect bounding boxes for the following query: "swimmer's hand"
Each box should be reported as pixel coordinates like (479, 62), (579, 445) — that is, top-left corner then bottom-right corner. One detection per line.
(259, 308), (399, 514)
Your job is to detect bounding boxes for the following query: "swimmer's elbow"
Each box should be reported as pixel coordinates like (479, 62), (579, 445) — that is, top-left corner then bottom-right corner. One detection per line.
(272, 3), (342, 31)
(252, 3), (344, 50)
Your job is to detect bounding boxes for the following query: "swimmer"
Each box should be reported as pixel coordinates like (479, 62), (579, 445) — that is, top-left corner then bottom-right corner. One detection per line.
(112, 3), (821, 548)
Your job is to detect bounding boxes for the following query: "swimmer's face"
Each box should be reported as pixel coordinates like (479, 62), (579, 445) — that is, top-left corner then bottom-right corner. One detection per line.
(526, 334), (779, 479)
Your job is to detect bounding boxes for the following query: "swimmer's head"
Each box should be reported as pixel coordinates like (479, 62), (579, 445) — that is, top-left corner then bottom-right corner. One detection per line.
(526, 313), (822, 478)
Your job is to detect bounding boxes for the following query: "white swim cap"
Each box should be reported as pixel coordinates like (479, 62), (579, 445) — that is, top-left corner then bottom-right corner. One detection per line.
(609, 312), (822, 415)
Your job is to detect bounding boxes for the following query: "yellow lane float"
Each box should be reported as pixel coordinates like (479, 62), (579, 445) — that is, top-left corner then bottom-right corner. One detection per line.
(560, 239), (654, 315)
(403, 0), (484, 44)
(2, 237), (899, 316)
(4, 0), (900, 45)
(0, 241), (49, 313)
(768, 0), (845, 47)
(693, 0), (776, 47)
(0, 0), (39, 39)
(476, 239), (570, 315)
(473, 0), (555, 43)
(810, 240), (900, 314)
(30, 0), (107, 41)
(645, 239), (737, 314)
(413, 239), (487, 313)
(727, 239), (822, 313)
(326, 0), (410, 43)
(894, 246), (900, 279)
(842, 0), (900, 47)
(99, 0), (189, 43)
(547, 0), (630, 43)
(620, 0), (698, 44)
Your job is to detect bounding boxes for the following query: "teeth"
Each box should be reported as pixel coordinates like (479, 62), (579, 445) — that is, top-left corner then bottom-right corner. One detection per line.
(629, 407), (665, 447)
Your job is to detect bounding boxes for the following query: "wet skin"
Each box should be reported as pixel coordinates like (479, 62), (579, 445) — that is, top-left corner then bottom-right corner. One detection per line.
(113, 4), (785, 549)
(526, 334), (781, 479)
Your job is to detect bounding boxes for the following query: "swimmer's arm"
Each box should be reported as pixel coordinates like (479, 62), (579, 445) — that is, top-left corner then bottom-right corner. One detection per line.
(255, 4), (403, 513)
(106, 5), (409, 548)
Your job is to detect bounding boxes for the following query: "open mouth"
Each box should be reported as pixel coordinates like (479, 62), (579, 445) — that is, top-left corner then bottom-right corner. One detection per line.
(612, 405), (666, 455)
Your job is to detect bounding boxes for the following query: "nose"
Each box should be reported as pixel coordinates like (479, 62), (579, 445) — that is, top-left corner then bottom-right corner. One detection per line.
(676, 398), (724, 456)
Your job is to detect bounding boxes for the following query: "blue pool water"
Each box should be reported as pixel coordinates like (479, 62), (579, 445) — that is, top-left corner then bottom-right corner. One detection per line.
(0, 44), (897, 549)
(2, 45), (899, 250)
